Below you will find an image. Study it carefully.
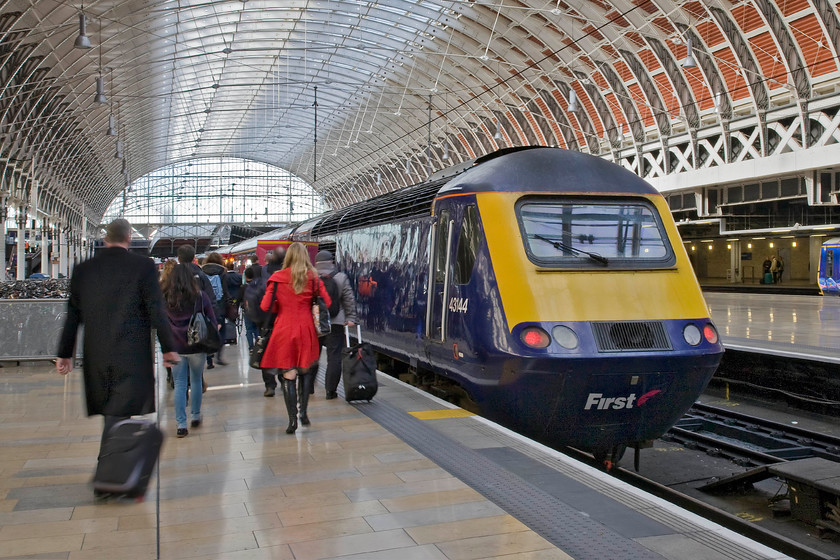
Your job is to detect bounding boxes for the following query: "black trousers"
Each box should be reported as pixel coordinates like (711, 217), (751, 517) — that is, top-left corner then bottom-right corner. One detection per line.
(323, 324), (345, 395)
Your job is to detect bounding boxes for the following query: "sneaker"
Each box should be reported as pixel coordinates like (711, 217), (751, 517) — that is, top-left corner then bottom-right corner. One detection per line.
(190, 417), (202, 428)
(206, 362), (215, 370)
(264, 387), (275, 397)
(176, 428), (188, 438)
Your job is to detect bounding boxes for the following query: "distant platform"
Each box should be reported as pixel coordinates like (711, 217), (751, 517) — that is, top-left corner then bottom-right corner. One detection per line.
(701, 279), (820, 296)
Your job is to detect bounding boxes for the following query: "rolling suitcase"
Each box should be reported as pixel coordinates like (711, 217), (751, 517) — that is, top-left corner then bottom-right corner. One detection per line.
(342, 325), (378, 402)
(224, 319), (238, 345)
(93, 418), (163, 499)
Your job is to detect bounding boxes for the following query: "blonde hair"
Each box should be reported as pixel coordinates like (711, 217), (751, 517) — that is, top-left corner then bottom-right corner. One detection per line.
(283, 242), (316, 293)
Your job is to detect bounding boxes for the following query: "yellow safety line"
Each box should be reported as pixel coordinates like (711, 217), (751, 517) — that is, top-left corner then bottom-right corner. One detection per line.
(409, 409), (475, 420)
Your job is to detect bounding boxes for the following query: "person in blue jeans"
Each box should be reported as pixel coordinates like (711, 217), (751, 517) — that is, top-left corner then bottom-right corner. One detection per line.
(161, 263), (216, 437)
(242, 265), (260, 350)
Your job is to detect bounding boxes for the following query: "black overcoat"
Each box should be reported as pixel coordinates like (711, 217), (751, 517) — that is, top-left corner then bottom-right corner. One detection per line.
(57, 247), (174, 416)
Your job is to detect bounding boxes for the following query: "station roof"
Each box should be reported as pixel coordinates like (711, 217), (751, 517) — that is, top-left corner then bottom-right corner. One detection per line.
(0, 1), (837, 230)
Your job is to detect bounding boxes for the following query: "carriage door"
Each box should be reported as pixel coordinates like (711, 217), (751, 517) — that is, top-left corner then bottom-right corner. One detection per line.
(427, 208), (454, 341)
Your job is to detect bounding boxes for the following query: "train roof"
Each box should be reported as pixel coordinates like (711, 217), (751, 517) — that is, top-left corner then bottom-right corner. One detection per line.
(305, 147), (658, 238)
(439, 147), (659, 197)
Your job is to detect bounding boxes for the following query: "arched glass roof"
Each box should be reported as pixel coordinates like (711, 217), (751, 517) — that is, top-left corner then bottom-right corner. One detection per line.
(102, 157), (324, 226)
(1, 1), (840, 234)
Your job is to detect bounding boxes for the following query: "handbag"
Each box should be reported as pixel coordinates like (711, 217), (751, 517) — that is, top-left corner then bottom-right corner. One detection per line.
(187, 296), (222, 353)
(249, 284), (277, 369)
(312, 275), (332, 337)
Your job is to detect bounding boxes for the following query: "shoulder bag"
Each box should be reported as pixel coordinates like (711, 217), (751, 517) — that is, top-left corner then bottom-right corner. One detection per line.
(249, 283), (277, 369)
(312, 275), (332, 337)
(187, 295), (222, 353)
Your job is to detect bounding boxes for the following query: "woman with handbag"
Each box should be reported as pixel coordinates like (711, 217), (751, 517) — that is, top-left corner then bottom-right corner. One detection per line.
(162, 264), (218, 438)
(260, 242), (331, 434)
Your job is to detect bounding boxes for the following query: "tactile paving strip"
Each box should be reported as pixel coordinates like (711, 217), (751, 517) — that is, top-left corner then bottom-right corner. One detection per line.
(354, 397), (667, 559)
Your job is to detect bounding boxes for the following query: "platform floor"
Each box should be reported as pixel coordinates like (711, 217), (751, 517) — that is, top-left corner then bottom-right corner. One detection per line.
(705, 292), (840, 362)
(0, 341), (792, 560)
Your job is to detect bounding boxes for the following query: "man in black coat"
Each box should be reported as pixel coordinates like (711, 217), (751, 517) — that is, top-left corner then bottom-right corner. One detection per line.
(56, 219), (179, 481)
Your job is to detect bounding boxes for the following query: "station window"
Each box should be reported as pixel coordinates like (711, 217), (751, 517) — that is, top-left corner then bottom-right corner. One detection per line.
(454, 205), (481, 285)
(744, 183), (760, 202)
(780, 177), (799, 198)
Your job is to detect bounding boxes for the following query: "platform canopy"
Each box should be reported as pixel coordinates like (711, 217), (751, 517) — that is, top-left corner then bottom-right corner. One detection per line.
(0, 1), (837, 230)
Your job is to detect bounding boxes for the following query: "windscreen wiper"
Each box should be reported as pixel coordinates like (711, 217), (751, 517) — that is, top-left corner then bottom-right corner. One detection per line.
(533, 234), (609, 266)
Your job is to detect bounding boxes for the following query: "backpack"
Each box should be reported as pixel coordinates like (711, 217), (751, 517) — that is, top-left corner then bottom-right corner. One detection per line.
(208, 274), (224, 301)
(244, 277), (268, 323)
(321, 272), (341, 318)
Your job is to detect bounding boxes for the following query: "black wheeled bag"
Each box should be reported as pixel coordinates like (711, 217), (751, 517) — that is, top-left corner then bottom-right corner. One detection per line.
(93, 419), (163, 498)
(341, 325), (378, 402)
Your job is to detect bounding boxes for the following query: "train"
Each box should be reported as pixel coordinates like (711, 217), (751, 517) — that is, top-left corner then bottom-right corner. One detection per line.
(220, 147), (724, 465)
(818, 238), (840, 295)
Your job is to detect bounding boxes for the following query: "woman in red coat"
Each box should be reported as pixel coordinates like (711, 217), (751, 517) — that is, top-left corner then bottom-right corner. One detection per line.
(260, 242), (331, 433)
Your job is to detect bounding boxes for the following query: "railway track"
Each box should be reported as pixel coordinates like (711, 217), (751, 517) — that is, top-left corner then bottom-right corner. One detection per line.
(666, 403), (840, 466)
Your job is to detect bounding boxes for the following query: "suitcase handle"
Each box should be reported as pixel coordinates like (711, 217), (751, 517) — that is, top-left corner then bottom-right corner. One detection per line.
(344, 324), (362, 347)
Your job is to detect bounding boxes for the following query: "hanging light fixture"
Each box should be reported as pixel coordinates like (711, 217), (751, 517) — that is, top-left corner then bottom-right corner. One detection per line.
(493, 120), (503, 141)
(114, 140), (123, 159)
(74, 13), (92, 49)
(682, 37), (697, 68)
(568, 89), (579, 113)
(443, 144), (450, 160)
(94, 76), (107, 103)
(106, 114), (116, 136)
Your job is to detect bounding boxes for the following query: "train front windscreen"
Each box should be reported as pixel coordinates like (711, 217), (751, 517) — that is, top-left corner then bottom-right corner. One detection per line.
(516, 197), (676, 269)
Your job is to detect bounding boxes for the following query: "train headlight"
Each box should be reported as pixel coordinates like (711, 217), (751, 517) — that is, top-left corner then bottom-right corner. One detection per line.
(521, 327), (551, 348)
(703, 323), (719, 344)
(552, 325), (579, 349)
(682, 324), (702, 346)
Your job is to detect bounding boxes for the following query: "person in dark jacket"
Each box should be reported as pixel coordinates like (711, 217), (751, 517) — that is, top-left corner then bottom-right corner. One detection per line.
(315, 250), (358, 399)
(202, 252), (229, 366)
(177, 245), (216, 309)
(162, 263), (216, 437)
(56, 219), (179, 491)
(242, 265), (260, 350)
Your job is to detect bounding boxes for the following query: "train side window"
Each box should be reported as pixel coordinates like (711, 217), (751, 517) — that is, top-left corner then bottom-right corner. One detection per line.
(828, 250), (834, 278)
(434, 210), (450, 283)
(454, 205), (481, 285)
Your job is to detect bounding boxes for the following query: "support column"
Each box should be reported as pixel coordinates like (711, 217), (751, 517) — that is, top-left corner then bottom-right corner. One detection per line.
(41, 219), (50, 277)
(59, 226), (68, 278)
(729, 239), (742, 283)
(16, 207), (26, 280)
(0, 196), (6, 281)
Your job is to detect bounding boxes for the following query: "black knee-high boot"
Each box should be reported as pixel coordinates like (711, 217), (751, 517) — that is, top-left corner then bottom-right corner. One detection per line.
(298, 375), (312, 426)
(281, 378), (298, 434)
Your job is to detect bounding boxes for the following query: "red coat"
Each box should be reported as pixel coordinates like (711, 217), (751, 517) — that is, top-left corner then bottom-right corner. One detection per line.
(260, 269), (331, 370)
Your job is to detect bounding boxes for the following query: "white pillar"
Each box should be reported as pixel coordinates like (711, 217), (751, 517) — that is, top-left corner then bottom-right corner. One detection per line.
(0, 197), (6, 281)
(15, 207), (26, 280)
(59, 226), (68, 278)
(41, 220), (50, 276)
(729, 239), (741, 283)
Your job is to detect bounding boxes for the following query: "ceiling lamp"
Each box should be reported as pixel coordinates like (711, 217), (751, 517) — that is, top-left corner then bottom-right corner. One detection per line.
(493, 120), (503, 141)
(568, 89), (579, 113)
(114, 140), (123, 159)
(94, 76), (107, 104)
(682, 37), (697, 68)
(106, 115), (116, 136)
(74, 13), (92, 49)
